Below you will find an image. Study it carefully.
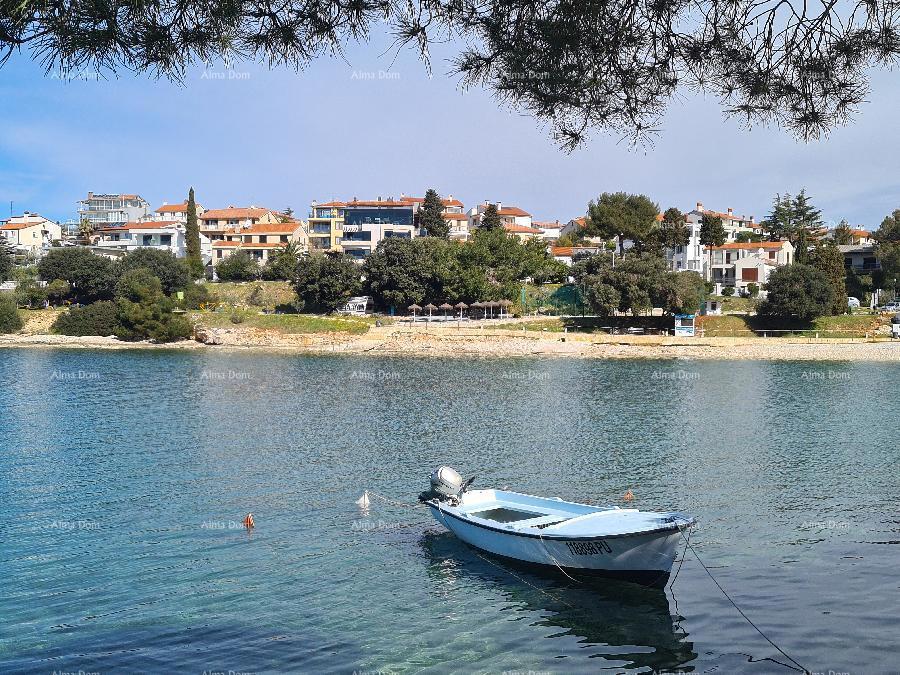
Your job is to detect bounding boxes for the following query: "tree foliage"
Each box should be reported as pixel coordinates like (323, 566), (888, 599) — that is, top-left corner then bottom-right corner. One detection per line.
(809, 241), (848, 315)
(762, 189), (823, 244)
(120, 247), (190, 295)
(0, 293), (22, 333)
(52, 301), (119, 336)
(114, 269), (193, 342)
(479, 204), (503, 231)
(185, 187), (204, 279)
(418, 189), (449, 238)
(586, 192), (659, 255)
(832, 220), (854, 245)
(294, 252), (362, 312)
(261, 242), (302, 280)
(2, 1), (891, 147)
(0, 236), (14, 281)
(215, 250), (260, 282)
(758, 264), (834, 322)
(698, 214), (726, 248)
(874, 209), (900, 280)
(37, 247), (119, 304)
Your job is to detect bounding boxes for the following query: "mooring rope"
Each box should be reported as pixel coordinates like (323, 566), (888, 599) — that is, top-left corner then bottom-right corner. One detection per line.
(674, 523), (810, 674)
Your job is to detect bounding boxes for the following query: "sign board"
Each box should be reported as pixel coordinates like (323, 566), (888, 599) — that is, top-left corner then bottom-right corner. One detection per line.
(674, 314), (696, 337)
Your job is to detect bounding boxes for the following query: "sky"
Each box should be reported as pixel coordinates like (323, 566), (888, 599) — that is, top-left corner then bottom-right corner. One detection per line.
(2, 32), (900, 228)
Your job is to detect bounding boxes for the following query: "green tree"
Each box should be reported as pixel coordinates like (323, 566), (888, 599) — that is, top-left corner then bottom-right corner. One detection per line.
(45, 279), (71, 305)
(795, 227), (810, 264)
(809, 241), (848, 315)
(792, 189), (823, 234)
(184, 187), (204, 279)
(659, 207), (690, 249)
(294, 251), (362, 311)
(660, 271), (707, 314)
(37, 247), (119, 304)
(261, 242), (302, 281)
(479, 204), (504, 231)
(580, 276), (620, 316)
(363, 237), (451, 309)
(215, 250), (260, 282)
(0, 293), (23, 333)
(832, 220), (854, 245)
(572, 252), (669, 315)
(0, 236), (14, 281)
(418, 189), (449, 238)
(758, 264), (833, 322)
(762, 193), (794, 241)
(586, 192), (659, 255)
(120, 247), (190, 295)
(15, 278), (48, 309)
(734, 231), (763, 243)
(874, 209), (900, 281)
(114, 268), (193, 342)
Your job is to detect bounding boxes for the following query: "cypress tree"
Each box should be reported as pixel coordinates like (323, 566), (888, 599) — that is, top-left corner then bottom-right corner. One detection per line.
(418, 189), (449, 238)
(480, 204), (504, 231)
(185, 187), (204, 279)
(0, 236), (14, 281)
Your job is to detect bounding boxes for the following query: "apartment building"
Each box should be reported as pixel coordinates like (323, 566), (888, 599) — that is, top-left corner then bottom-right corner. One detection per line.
(706, 241), (794, 296)
(670, 202), (761, 273)
(94, 221), (202, 259)
(211, 221), (307, 265)
(340, 198), (416, 259)
(78, 193), (151, 228)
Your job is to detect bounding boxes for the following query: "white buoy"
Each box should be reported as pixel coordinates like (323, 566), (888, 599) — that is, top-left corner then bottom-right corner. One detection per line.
(356, 491), (370, 508)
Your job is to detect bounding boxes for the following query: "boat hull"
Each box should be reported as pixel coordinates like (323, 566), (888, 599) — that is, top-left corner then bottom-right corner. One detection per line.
(429, 503), (684, 585)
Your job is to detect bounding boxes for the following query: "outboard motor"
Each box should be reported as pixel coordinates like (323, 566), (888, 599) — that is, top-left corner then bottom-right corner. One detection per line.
(430, 466), (464, 498)
(420, 466), (474, 503)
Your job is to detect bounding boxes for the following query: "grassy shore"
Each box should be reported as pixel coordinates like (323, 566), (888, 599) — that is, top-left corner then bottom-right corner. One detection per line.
(192, 310), (378, 335)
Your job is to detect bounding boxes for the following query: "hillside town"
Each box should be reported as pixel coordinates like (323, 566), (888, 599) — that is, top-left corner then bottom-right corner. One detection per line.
(0, 191), (885, 300)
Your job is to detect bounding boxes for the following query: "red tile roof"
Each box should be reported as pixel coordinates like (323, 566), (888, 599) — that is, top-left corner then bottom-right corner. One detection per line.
(200, 207), (275, 221)
(707, 241), (788, 251)
(443, 213), (468, 221)
(504, 223), (542, 234)
(155, 202), (192, 213)
(551, 246), (601, 256)
(496, 206), (531, 217)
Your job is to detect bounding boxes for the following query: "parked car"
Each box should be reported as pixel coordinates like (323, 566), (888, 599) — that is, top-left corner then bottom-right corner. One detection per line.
(847, 297), (861, 308)
(879, 301), (900, 312)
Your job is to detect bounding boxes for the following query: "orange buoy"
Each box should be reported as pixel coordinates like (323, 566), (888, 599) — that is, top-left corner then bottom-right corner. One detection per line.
(623, 489), (634, 502)
(243, 513), (255, 529)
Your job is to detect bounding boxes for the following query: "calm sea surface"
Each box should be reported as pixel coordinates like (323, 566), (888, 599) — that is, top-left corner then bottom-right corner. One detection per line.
(0, 350), (898, 674)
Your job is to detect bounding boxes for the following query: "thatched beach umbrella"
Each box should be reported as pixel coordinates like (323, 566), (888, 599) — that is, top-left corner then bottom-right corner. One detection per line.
(408, 303), (421, 320)
(439, 302), (454, 318)
(471, 301), (483, 319)
(454, 301), (468, 319)
(498, 299), (512, 319)
(485, 300), (498, 319)
(424, 302), (437, 319)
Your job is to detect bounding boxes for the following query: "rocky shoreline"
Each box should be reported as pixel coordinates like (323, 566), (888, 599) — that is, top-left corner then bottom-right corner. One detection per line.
(2, 324), (900, 361)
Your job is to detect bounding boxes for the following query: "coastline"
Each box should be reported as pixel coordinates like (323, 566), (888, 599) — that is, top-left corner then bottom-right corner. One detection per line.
(2, 325), (900, 360)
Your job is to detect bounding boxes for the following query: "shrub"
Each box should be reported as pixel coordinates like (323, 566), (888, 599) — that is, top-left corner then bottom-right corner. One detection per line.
(747, 282), (759, 298)
(180, 282), (218, 310)
(721, 286), (735, 297)
(114, 270), (193, 343)
(230, 312), (244, 324)
(52, 301), (120, 336)
(215, 250), (260, 282)
(0, 293), (23, 333)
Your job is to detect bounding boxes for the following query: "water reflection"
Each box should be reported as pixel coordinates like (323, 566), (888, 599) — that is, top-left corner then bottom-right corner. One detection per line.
(419, 531), (697, 672)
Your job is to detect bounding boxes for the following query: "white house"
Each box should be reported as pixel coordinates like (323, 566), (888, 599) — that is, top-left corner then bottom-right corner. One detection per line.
(94, 221), (211, 261)
(0, 213), (63, 253)
(534, 220), (565, 241)
(145, 200), (205, 223)
(706, 240), (794, 296)
(78, 193), (151, 229)
(669, 202), (760, 273)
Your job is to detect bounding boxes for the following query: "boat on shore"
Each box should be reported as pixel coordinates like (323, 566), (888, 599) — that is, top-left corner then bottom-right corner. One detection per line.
(422, 467), (695, 586)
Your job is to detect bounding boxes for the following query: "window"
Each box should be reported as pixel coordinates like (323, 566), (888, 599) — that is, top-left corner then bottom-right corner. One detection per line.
(160, 234), (172, 245)
(281, 235), (289, 242)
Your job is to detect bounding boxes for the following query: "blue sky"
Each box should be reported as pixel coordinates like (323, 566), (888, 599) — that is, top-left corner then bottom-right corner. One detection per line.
(2, 32), (900, 228)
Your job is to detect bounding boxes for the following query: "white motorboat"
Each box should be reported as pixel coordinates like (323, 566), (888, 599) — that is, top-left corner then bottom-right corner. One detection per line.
(423, 467), (695, 586)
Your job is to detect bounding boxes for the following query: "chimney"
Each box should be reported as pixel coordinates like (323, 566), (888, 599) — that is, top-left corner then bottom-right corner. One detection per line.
(696, 201), (703, 212)
(448, 193), (453, 200)
(311, 200), (317, 207)
(727, 207), (733, 216)
(497, 201), (503, 212)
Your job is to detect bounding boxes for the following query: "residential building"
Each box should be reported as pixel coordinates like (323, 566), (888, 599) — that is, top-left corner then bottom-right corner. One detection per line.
(706, 241), (794, 296)
(839, 245), (880, 273)
(211, 221), (308, 265)
(670, 202), (759, 273)
(340, 198), (416, 259)
(468, 201), (533, 233)
(78, 192), (151, 229)
(199, 206), (285, 233)
(93, 221), (210, 260)
(550, 245), (604, 266)
(146, 200), (205, 223)
(0, 213), (63, 252)
(444, 213), (471, 240)
(306, 201), (346, 251)
(827, 228), (873, 246)
(534, 220), (564, 242)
